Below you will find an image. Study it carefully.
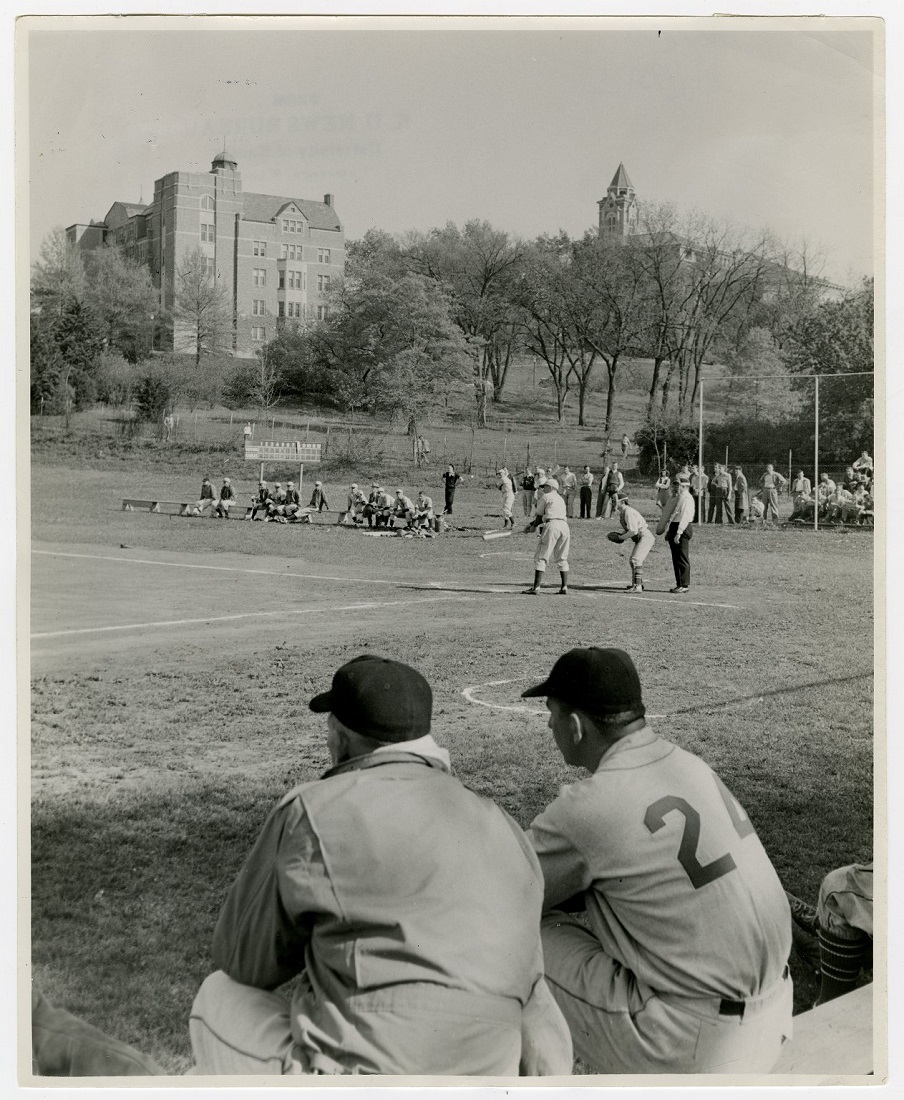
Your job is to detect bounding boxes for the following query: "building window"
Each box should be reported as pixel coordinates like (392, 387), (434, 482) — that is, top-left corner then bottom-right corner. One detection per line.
(252, 268), (266, 287)
(278, 302), (285, 318)
(286, 302), (302, 319)
(200, 223), (214, 242)
(251, 326), (265, 342)
(204, 257), (216, 280)
(317, 274), (331, 292)
(200, 195), (214, 210)
(278, 271), (285, 290)
(282, 218), (305, 234)
(252, 299), (266, 316)
(288, 269), (302, 290)
(253, 240), (267, 257)
(317, 305), (330, 321)
(287, 243), (301, 260)
(318, 248), (331, 264)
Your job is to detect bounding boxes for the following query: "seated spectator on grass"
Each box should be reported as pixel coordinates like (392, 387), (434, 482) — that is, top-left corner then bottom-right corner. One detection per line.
(747, 492), (766, 523)
(816, 473), (836, 510)
(214, 478), (236, 519)
(309, 481), (329, 513)
(788, 493), (815, 523)
(368, 487), (394, 528)
(826, 485), (854, 523)
(841, 484), (870, 525)
(338, 483), (367, 526)
(190, 476), (216, 517)
(843, 466), (857, 491)
(250, 481), (272, 521)
(283, 481), (301, 520)
(790, 470), (812, 513)
(852, 451), (873, 476)
(414, 491), (435, 530)
(189, 656), (571, 1076)
(393, 489), (416, 528)
(265, 483), (288, 522)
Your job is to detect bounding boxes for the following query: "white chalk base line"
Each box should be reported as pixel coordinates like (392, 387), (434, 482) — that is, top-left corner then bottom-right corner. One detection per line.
(462, 677), (665, 719)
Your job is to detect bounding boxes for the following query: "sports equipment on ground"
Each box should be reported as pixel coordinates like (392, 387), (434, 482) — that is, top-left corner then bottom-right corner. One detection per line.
(482, 529), (514, 542)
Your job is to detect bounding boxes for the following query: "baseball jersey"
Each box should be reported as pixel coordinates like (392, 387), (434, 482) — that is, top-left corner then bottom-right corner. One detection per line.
(619, 505), (650, 539)
(535, 490), (568, 522)
(529, 726), (790, 1001)
(199, 482), (215, 500)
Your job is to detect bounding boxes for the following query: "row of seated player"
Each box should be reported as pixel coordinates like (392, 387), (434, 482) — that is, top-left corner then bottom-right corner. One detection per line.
(337, 482), (437, 531)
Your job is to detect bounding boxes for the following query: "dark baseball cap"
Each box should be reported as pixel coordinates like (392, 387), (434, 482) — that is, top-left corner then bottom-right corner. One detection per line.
(522, 647), (645, 716)
(309, 655), (432, 741)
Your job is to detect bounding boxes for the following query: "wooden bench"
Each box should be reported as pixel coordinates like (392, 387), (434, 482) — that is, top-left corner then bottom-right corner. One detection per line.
(122, 498), (197, 516)
(774, 983), (873, 1075)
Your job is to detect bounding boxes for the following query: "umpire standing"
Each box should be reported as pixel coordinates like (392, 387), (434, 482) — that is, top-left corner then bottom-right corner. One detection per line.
(656, 474), (695, 593)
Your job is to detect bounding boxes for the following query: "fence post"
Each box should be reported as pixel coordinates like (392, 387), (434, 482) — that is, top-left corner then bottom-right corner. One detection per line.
(698, 379), (704, 520)
(468, 426), (475, 473)
(788, 449), (792, 487)
(814, 378), (820, 533)
(554, 438), (558, 467)
(502, 434), (507, 467)
(527, 440), (531, 468)
(325, 425), (330, 458)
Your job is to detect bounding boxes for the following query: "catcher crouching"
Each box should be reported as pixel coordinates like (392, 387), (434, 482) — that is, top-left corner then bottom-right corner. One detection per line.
(610, 496), (655, 592)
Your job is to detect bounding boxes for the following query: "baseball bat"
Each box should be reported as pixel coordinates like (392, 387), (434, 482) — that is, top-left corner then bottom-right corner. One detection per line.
(482, 529), (514, 542)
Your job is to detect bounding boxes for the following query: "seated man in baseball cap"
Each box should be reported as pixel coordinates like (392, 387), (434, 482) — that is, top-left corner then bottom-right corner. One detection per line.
(190, 655), (571, 1076)
(523, 647), (793, 1074)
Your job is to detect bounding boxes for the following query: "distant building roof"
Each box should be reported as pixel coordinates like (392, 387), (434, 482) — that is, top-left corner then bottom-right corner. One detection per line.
(242, 192), (342, 231)
(609, 162), (634, 192)
(120, 203), (149, 218)
(212, 148), (238, 170)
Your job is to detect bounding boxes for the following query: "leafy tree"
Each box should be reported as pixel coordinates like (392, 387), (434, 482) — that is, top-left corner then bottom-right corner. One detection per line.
(568, 233), (650, 429)
(30, 315), (65, 413)
(516, 236), (574, 423)
(262, 324), (332, 406)
(84, 245), (159, 362)
(720, 327), (798, 423)
(94, 350), (137, 407)
(785, 278), (874, 451)
(31, 227), (86, 316)
(633, 419), (700, 476)
(405, 220), (524, 422)
(173, 247), (233, 366)
(316, 268), (470, 432)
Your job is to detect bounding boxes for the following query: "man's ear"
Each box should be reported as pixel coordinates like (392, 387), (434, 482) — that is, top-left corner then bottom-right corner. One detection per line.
(569, 710), (584, 746)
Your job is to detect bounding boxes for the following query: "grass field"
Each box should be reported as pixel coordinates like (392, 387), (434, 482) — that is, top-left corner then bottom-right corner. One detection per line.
(29, 446), (874, 1074)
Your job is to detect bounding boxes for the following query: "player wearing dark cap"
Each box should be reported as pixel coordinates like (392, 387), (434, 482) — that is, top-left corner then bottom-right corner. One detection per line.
(523, 647), (792, 1073)
(190, 655), (571, 1076)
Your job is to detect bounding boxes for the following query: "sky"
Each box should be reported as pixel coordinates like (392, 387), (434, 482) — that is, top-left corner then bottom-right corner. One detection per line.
(24, 16), (879, 286)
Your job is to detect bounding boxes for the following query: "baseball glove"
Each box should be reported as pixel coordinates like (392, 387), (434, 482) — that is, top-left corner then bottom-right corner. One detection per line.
(607, 531), (624, 544)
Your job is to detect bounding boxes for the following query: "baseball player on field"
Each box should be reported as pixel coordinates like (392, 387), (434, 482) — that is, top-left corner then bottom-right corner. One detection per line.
(497, 467), (516, 530)
(523, 477), (570, 596)
(523, 646), (793, 1074)
(612, 495), (655, 592)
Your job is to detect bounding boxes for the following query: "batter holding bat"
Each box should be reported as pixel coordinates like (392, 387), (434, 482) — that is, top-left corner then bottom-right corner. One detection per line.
(522, 477), (570, 596)
(609, 495), (655, 592)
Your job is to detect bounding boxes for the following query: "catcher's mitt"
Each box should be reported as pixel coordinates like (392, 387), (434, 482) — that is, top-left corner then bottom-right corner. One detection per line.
(606, 531), (624, 544)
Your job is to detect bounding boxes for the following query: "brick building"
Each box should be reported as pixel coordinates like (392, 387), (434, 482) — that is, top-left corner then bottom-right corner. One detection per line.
(66, 148), (345, 357)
